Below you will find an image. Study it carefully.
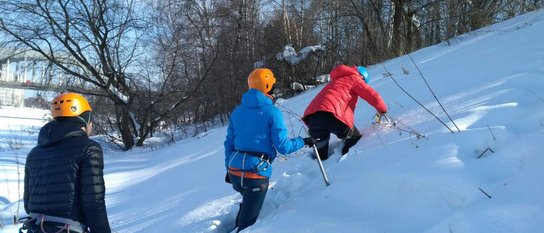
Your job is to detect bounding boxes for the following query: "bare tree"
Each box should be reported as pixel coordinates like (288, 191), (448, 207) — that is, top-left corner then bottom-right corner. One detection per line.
(207, 0), (263, 114)
(2, 0), (542, 150)
(133, 0), (219, 145)
(0, 0), (217, 149)
(0, 0), (145, 149)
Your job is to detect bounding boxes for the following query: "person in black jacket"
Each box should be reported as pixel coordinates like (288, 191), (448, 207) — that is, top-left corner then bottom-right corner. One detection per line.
(21, 92), (111, 233)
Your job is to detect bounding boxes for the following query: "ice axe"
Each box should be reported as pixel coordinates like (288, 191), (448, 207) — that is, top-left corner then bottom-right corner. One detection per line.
(312, 144), (330, 187)
(274, 102), (330, 186)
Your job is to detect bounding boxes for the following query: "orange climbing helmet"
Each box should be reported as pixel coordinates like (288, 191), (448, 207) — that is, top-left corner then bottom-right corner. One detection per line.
(51, 92), (92, 119)
(247, 68), (276, 94)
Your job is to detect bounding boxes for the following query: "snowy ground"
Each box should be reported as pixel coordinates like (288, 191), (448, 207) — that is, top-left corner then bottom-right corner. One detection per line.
(1, 9), (544, 233)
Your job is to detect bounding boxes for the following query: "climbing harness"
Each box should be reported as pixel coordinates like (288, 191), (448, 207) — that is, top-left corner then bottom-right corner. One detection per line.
(19, 213), (86, 233)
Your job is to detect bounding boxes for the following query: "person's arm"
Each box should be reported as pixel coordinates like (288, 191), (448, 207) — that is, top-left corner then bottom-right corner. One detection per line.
(80, 142), (111, 233)
(269, 107), (304, 156)
(24, 157), (30, 214)
(352, 78), (388, 113)
(224, 117), (236, 170)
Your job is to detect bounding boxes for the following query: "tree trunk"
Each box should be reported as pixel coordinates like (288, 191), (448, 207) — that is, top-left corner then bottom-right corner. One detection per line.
(116, 107), (135, 150)
(391, 0), (404, 56)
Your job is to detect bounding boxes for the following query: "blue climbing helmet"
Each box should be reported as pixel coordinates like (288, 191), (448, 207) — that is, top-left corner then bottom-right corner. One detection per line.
(357, 66), (370, 83)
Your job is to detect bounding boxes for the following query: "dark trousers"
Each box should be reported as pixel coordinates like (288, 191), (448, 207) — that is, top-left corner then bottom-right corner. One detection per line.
(228, 174), (269, 232)
(305, 111), (362, 160)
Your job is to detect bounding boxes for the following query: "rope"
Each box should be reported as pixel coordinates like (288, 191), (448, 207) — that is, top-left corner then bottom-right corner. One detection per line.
(372, 113), (427, 141)
(275, 101), (307, 127)
(276, 103), (426, 158)
(408, 54), (461, 132)
(382, 115), (426, 140)
(274, 102), (310, 160)
(38, 215), (70, 233)
(276, 101), (311, 138)
(383, 65), (455, 133)
(370, 123), (389, 151)
(285, 108), (296, 137)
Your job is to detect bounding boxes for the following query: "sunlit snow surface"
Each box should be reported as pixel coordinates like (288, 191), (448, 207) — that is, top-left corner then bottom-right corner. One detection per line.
(2, 9), (544, 233)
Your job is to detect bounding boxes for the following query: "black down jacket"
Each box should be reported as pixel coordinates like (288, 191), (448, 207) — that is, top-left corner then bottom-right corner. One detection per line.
(24, 120), (111, 233)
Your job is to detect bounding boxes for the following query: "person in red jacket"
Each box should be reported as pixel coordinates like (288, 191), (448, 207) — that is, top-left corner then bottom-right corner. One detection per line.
(303, 64), (388, 160)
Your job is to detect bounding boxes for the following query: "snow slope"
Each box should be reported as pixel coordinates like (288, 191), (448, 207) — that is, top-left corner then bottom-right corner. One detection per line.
(2, 9), (544, 233)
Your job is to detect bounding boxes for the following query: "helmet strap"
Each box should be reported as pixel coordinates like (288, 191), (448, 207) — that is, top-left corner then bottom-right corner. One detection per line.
(76, 111), (92, 126)
(267, 85), (276, 95)
(266, 93), (276, 100)
(266, 84), (276, 101)
(76, 116), (88, 126)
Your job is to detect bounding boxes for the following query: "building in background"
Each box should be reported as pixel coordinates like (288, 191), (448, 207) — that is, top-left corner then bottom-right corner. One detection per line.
(0, 49), (57, 108)
(0, 61), (25, 107)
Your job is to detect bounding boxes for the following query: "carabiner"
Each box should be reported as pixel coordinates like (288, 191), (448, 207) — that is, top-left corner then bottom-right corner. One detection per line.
(255, 159), (270, 172)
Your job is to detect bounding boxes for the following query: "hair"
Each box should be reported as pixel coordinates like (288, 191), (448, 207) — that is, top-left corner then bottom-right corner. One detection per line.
(55, 110), (92, 127)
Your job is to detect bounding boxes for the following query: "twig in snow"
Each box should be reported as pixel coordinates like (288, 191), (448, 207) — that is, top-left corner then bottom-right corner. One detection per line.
(477, 147), (495, 159)
(478, 187), (492, 199)
(526, 88), (544, 102)
(402, 66), (410, 75)
(486, 125), (497, 140)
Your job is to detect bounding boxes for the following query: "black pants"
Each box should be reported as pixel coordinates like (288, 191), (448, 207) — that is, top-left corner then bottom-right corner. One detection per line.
(228, 174), (269, 232)
(305, 111), (362, 160)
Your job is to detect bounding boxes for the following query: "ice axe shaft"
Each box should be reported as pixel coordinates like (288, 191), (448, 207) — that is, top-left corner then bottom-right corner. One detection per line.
(313, 144), (330, 186)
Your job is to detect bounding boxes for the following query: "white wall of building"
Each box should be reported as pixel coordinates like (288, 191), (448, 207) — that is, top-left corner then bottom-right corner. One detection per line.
(0, 88), (24, 107)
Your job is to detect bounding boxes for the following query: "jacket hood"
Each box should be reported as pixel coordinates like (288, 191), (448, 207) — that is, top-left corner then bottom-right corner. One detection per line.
(330, 64), (359, 81)
(241, 88), (274, 109)
(37, 120), (87, 147)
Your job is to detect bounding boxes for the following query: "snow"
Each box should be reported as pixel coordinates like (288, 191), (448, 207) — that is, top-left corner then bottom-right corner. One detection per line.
(2, 9), (544, 233)
(109, 85), (129, 104)
(276, 45), (325, 65)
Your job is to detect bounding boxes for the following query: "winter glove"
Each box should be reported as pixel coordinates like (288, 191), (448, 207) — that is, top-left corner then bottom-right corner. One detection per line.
(373, 112), (389, 124)
(303, 137), (316, 147)
(225, 172), (231, 184)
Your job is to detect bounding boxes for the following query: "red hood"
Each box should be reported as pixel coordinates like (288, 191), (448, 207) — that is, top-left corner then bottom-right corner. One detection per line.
(330, 64), (359, 81)
(303, 64), (387, 128)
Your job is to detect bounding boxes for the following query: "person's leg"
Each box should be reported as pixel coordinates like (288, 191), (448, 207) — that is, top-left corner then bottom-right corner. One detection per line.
(321, 113), (363, 155)
(236, 178), (269, 232)
(335, 126), (362, 155)
(229, 173), (243, 193)
(308, 128), (330, 160)
(307, 111), (364, 158)
(228, 173), (244, 231)
(306, 112), (334, 160)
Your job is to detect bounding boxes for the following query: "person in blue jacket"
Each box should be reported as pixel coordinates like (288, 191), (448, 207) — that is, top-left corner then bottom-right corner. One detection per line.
(224, 68), (314, 232)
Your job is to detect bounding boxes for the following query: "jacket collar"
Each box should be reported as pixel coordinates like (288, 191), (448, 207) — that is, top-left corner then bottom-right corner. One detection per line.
(37, 120), (87, 147)
(241, 88), (273, 109)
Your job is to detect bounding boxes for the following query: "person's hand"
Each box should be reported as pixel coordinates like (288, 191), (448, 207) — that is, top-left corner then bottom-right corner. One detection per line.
(225, 172), (231, 184)
(374, 112), (389, 123)
(303, 137), (316, 147)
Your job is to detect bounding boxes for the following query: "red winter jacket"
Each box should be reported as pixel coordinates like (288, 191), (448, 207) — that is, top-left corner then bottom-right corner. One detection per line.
(303, 64), (387, 128)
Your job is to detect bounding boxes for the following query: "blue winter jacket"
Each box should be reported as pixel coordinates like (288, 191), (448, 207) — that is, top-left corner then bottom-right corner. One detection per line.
(224, 89), (304, 178)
